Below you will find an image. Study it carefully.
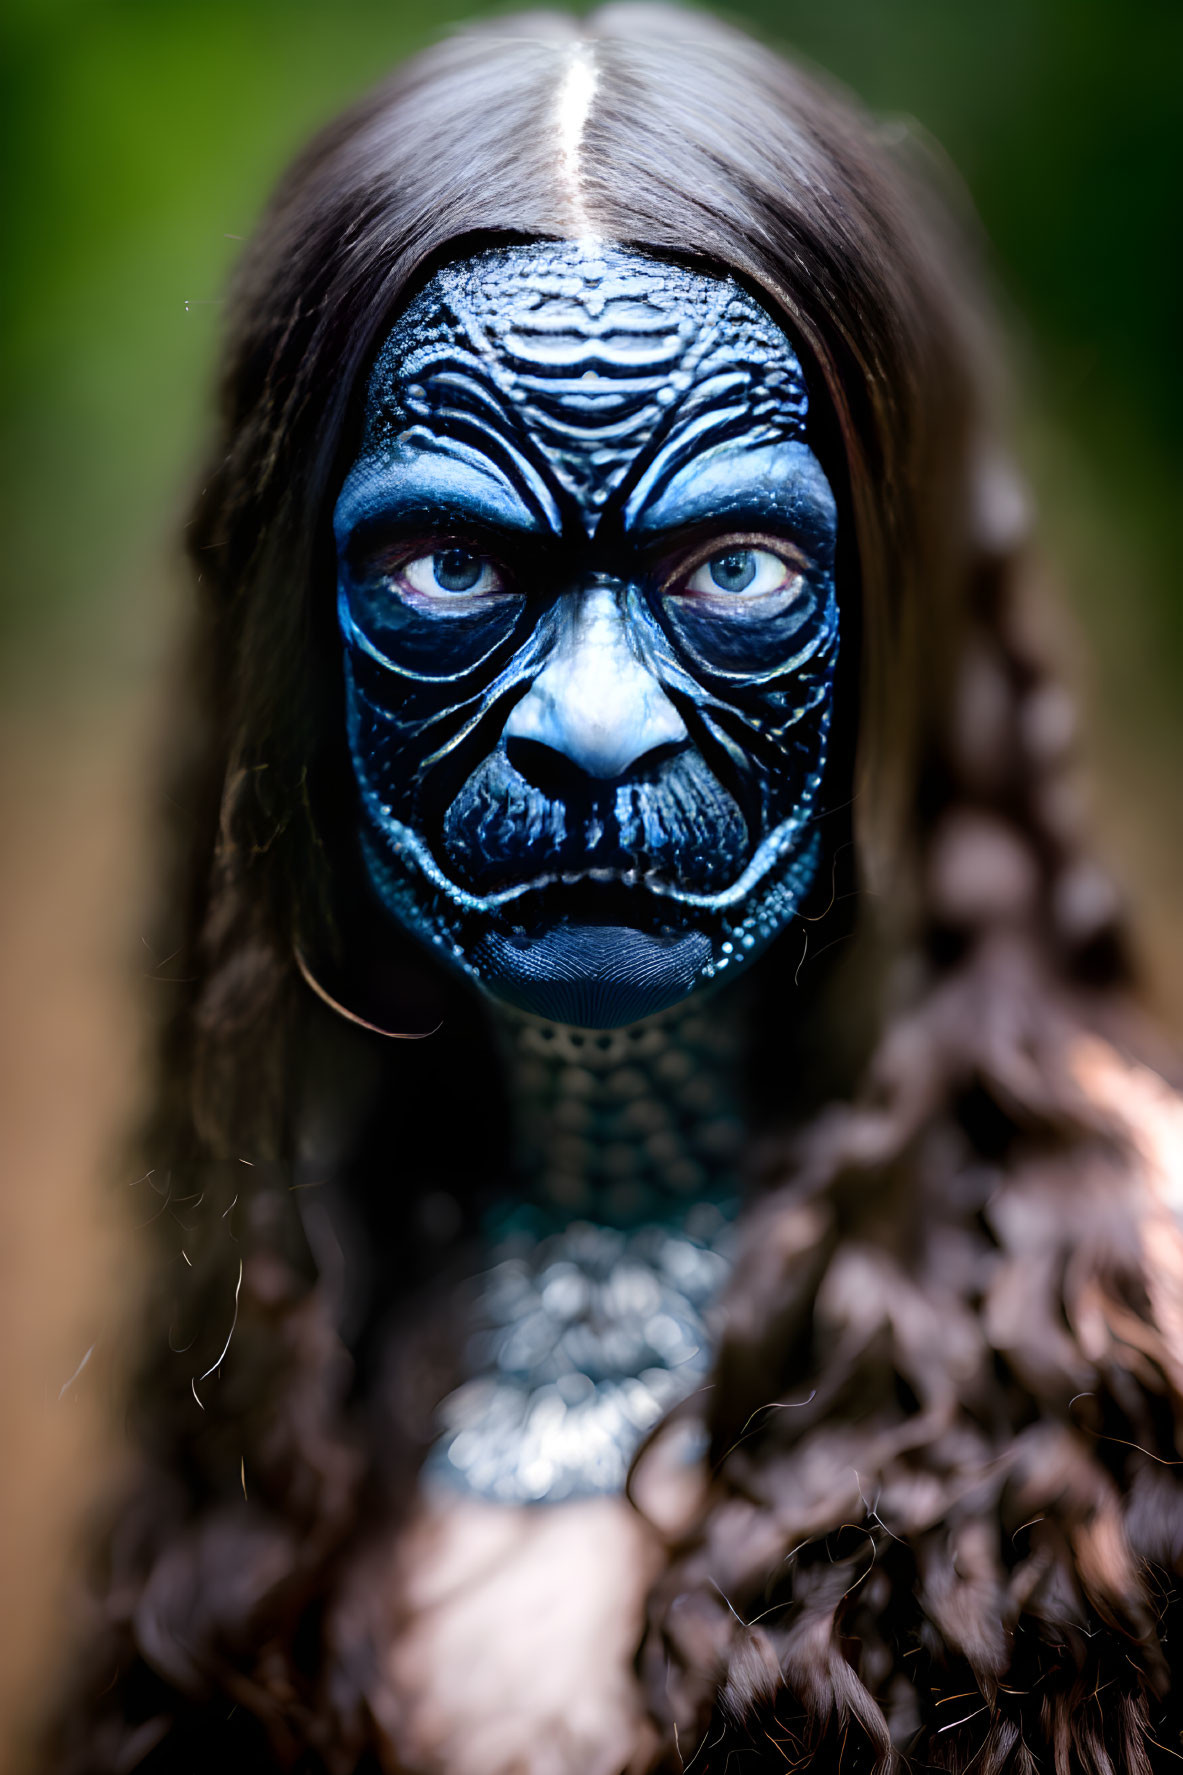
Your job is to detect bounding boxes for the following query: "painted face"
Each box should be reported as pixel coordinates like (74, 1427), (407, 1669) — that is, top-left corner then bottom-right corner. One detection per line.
(333, 243), (839, 1027)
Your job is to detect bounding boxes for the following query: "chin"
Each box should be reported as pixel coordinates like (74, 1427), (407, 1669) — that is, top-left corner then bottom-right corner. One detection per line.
(471, 921), (715, 1028)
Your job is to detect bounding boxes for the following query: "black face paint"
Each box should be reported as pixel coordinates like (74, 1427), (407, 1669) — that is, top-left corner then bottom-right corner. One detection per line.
(334, 243), (839, 1027)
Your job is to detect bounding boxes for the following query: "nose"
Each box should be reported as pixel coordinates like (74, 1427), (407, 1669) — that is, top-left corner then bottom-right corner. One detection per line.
(504, 585), (687, 780)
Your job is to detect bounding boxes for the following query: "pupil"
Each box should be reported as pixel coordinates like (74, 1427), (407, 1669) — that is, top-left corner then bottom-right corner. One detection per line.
(433, 548), (482, 592)
(709, 550), (756, 593)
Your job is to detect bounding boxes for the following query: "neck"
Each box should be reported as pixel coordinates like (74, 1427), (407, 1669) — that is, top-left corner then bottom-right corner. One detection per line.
(494, 995), (746, 1229)
(426, 989), (749, 1503)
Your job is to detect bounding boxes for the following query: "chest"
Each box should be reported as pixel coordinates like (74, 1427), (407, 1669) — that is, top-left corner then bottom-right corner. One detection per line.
(380, 1493), (662, 1775)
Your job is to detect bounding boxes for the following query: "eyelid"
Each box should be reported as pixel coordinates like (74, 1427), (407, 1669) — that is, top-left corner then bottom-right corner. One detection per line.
(344, 518), (574, 589)
(343, 506), (540, 564)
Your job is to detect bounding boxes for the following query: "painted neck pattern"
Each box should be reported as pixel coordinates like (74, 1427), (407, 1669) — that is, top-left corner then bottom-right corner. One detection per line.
(427, 997), (743, 1503)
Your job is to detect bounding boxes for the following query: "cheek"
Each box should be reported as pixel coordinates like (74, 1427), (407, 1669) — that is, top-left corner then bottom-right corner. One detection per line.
(659, 577), (834, 679)
(339, 575), (525, 681)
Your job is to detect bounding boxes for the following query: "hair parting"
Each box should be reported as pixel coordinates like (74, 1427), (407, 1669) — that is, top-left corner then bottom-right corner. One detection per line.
(552, 40), (600, 239)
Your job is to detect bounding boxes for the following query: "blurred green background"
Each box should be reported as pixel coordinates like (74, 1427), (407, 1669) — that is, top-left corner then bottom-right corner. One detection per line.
(0, 0), (1180, 996)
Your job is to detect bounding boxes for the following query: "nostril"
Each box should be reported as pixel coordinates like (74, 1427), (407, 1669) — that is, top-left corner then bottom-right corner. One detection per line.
(505, 735), (689, 796)
(505, 736), (585, 798)
(629, 741), (689, 783)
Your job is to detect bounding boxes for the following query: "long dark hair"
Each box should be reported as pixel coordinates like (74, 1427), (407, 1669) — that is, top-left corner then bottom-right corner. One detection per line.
(61, 8), (1183, 1771)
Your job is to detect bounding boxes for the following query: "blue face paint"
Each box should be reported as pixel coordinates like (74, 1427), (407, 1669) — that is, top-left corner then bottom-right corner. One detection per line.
(334, 243), (840, 1027)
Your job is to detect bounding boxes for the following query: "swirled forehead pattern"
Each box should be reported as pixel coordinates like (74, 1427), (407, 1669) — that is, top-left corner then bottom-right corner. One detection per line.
(364, 242), (810, 520)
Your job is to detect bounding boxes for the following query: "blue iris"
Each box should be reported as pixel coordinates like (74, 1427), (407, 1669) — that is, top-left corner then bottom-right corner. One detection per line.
(432, 549), (483, 592)
(708, 550), (756, 592)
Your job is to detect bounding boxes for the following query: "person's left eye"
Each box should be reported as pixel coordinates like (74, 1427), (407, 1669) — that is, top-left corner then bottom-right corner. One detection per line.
(682, 547), (800, 600)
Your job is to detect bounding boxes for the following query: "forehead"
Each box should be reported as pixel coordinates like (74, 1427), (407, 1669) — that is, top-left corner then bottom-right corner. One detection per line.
(357, 242), (811, 518)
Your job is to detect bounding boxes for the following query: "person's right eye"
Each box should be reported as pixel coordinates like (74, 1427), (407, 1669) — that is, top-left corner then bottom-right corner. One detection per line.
(397, 548), (507, 598)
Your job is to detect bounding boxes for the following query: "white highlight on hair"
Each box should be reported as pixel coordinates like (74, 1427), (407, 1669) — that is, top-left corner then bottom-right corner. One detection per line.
(553, 42), (599, 239)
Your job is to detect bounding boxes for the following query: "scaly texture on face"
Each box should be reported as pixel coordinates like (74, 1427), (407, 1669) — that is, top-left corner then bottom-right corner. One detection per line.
(334, 243), (840, 1027)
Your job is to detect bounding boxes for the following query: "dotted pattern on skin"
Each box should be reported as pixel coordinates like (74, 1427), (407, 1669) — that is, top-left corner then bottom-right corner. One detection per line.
(427, 1001), (743, 1504)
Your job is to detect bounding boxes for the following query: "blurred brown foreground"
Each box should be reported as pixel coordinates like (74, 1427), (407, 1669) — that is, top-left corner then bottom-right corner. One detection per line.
(0, 692), (151, 1769)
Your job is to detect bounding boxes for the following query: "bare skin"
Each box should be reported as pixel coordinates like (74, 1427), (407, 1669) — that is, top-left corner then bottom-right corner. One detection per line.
(385, 1496), (661, 1775)
(374, 1417), (708, 1775)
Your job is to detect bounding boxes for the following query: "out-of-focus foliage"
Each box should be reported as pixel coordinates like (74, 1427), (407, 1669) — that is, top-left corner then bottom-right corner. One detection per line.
(0, 0), (1179, 751)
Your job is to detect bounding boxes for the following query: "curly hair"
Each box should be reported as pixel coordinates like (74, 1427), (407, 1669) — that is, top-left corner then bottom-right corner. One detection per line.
(55, 8), (1183, 1772)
